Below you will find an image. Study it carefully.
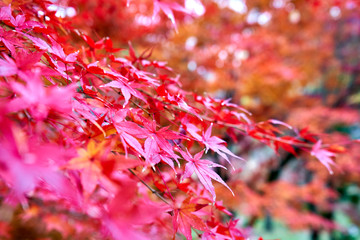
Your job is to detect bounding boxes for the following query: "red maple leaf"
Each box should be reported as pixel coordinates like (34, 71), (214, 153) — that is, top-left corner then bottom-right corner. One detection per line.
(0, 28), (22, 54)
(173, 197), (208, 240)
(111, 110), (145, 156)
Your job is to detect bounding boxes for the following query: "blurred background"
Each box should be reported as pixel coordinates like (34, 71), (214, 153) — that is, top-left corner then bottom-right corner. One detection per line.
(24, 0), (360, 239)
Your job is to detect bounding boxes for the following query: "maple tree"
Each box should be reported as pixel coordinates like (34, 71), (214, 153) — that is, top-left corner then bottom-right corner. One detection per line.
(0, 0), (359, 240)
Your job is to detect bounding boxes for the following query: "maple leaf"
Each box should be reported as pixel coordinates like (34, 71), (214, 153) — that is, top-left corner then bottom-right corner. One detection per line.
(0, 121), (77, 205)
(185, 123), (243, 168)
(201, 225), (232, 240)
(144, 137), (179, 170)
(274, 136), (298, 156)
(181, 149), (234, 201)
(100, 71), (146, 106)
(44, 53), (74, 79)
(202, 124), (243, 163)
(104, 176), (170, 240)
(173, 197), (208, 240)
(82, 35), (122, 52)
(267, 119), (293, 130)
(311, 140), (336, 174)
(67, 140), (113, 194)
(0, 53), (17, 76)
(22, 34), (78, 63)
(153, 0), (189, 31)
(0, 51), (54, 80)
(48, 38), (79, 63)
(8, 70), (75, 119)
(128, 66), (161, 86)
(195, 95), (251, 116)
(0, 5), (13, 22)
(23, 33), (52, 52)
(141, 120), (181, 163)
(3, 11), (44, 30)
(111, 110), (145, 156)
(0, 28), (22, 55)
(144, 137), (160, 166)
(141, 59), (172, 71)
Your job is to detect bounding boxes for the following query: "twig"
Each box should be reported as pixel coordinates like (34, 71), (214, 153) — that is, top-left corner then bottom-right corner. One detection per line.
(128, 168), (171, 206)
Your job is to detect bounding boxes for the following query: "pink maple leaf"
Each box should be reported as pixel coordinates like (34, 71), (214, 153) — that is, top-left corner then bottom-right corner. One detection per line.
(22, 34), (78, 63)
(144, 137), (179, 170)
(0, 51), (56, 80)
(8, 13), (43, 30)
(8, 70), (75, 119)
(103, 176), (170, 240)
(181, 149), (234, 201)
(0, 5), (43, 30)
(185, 123), (243, 168)
(141, 120), (182, 163)
(100, 74), (145, 107)
(311, 140), (336, 174)
(23, 33), (51, 51)
(0, 53), (17, 76)
(0, 5), (13, 21)
(48, 38), (78, 63)
(153, 0), (189, 31)
(0, 119), (77, 205)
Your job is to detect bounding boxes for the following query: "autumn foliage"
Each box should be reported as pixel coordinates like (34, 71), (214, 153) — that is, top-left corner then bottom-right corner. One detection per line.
(0, 0), (359, 240)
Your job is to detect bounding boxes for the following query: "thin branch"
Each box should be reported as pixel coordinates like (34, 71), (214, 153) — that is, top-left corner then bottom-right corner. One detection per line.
(155, 165), (175, 202)
(128, 168), (171, 206)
